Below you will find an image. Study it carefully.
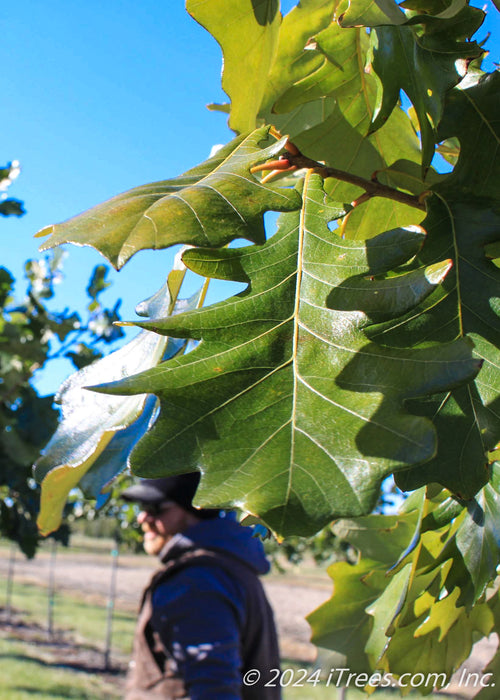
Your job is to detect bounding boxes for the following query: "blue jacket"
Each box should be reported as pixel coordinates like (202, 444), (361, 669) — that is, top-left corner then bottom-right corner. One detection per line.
(126, 516), (281, 700)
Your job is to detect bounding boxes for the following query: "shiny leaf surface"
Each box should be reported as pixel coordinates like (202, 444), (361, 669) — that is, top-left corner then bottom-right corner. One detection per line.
(93, 174), (478, 536)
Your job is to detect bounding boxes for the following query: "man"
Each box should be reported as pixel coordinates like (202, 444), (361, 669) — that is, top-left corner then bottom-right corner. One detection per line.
(121, 472), (281, 699)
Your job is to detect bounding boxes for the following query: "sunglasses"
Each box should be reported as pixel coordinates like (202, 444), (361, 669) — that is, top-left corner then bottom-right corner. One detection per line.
(140, 500), (175, 517)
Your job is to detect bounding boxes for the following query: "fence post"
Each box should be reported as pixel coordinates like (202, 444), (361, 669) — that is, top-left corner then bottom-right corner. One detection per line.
(47, 538), (57, 638)
(5, 541), (16, 620)
(103, 542), (119, 670)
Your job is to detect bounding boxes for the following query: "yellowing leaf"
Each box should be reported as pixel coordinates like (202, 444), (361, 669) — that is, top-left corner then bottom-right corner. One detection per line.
(187, 0), (282, 133)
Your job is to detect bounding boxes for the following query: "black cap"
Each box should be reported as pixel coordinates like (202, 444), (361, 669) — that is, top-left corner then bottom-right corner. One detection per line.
(121, 472), (219, 519)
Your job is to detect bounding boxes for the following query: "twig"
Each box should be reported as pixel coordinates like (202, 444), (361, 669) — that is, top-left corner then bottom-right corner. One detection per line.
(285, 151), (426, 211)
(263, 130), (427, 211)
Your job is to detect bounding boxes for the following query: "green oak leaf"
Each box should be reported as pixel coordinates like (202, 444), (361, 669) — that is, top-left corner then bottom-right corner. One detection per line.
(35, 128), (301, 269)
(260, 0), (337, 113)
(332, 510), (421, 565)
(308, 558), (388, 671)
(436, 136), (460, 166)
(374, 159), (445, 196)
(258, 10), (434, 217)
(382, 597), (493, 686)
(369, 20), (483, 171)
(312, 495), (495, 683)
(35, 332), (170, 535)
(273, 21), (372, 116)
(188, 0), (338, 129)
(338, 0), (406, 27)
(90, 174), (479, 537)
(399, 0), (466, 18)
(344, 0), (481, 27)
(338, 197), (425, 242)
(454, 464), (500, 602)
(372, 69), (500, 498)
(265, 96), (338, 141)
(186, 0), (281, 134)
(365, 562), (413, 664)
(413, 585), (462, 640)
(303, 101), (427, 203)
(326, 499), (422, 665)
(270, 21), (427, 205)
(396, 358), (499, 499)
(265, 17), (428, 205)
(437, 71), (500, 202)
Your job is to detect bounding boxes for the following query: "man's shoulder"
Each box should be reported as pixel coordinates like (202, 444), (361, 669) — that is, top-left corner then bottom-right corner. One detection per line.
(152, 546), (266, 604)
(150, 549), (254, 617)
(160, 546), (259, 583)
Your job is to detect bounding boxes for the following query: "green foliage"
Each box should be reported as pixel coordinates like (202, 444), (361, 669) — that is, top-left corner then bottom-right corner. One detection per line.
(379, 73), (500, 499)
(308, 486), (499, 690)
(0, 198), (24, 217)
(368, 6), (484, 170)
(31, 0), (499, 687)
(188, 0), (282, 133)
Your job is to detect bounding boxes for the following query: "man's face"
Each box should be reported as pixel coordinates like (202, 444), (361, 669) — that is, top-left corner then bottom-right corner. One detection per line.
(137, 502), (198, 556)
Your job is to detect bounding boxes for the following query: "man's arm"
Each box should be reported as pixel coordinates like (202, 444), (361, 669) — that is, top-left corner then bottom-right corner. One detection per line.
(151, 563), (246, 700)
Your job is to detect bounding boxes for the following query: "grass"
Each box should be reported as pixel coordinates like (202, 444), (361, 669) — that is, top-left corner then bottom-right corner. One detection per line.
(0, 577), (136, 657)
(0, 571), (131, 698)
(0, 636), (121, 699)
(0, 633), (417, 700)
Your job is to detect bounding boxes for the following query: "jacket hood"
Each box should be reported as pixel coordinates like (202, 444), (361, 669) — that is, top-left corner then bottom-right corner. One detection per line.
(160, 515), (270, 576)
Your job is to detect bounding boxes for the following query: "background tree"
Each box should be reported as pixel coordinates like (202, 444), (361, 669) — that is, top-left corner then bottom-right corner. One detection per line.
(32, 0), (499, 691)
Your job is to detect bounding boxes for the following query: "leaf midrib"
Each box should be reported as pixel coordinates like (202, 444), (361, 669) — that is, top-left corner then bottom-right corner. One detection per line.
(436, 193), (464, 336)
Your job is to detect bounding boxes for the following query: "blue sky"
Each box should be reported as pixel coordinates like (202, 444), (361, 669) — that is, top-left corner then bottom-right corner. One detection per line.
(3, 1), (234, 392)
(2, 2), (230, 298)
(2, 1), (499, 393)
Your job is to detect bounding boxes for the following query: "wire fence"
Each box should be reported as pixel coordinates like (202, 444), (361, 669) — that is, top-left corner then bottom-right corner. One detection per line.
(1, 539), (124, 671)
